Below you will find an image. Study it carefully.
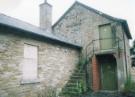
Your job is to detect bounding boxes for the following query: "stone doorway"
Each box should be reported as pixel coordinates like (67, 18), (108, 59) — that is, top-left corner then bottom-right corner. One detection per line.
(92, 54), (118, 91)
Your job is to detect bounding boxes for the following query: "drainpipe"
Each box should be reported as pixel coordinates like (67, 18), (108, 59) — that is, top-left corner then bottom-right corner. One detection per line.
(122, 23), (128, 78)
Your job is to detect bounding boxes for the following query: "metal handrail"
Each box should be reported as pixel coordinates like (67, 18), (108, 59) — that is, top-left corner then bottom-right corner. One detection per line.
(85, 37), (122, 60)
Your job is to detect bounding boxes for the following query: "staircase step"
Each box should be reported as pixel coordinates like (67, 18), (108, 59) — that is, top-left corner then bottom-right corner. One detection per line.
(60, 91), (80, 96)
(66, 83), (77, 87)
(61, 91), (80, 94)
(74, 69), (85, 73)
(73, 73), (85, 76)
(62, 87), (80, 92)
(68, 79), (78, 83)
(70, 75), (83, 79)
(68, 77), (85, 84)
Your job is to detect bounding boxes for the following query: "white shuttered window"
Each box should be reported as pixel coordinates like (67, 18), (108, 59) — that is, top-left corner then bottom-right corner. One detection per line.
(22, 44), (38, 81)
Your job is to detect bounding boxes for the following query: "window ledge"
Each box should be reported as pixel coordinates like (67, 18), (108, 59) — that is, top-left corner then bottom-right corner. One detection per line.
(20, 79), (40, 85)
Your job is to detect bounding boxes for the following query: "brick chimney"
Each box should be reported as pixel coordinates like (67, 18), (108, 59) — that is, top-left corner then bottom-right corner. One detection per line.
(40, 0), (52, 32)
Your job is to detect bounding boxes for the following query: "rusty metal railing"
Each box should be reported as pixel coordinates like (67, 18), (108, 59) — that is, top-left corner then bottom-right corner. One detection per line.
(85, 37), (122, 60)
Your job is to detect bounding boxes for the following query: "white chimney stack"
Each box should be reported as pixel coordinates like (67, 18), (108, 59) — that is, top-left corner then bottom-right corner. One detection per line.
(40, 0), (52, 32)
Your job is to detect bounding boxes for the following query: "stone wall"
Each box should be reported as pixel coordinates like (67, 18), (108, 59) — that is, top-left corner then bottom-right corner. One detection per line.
(52, 3), (131, 64)
(53, 3), (113, 48)
(52, 3), (131, 54)
(0, 30), (80, 97)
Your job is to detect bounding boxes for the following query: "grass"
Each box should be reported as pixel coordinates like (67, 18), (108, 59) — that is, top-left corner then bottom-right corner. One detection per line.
(122, 74), (135, 96)
(37, 87), (57, 97)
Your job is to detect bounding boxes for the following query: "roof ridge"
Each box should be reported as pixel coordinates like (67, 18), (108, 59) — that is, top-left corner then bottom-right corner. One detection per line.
(52, 1), (125, 28)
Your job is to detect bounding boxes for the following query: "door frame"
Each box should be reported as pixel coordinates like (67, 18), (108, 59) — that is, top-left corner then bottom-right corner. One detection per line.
(98, 54), (118, 90)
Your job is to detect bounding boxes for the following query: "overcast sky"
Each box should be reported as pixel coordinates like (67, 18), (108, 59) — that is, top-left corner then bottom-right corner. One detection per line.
(0, 0), (134, 44)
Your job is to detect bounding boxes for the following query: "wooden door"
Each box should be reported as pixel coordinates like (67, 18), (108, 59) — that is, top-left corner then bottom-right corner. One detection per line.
(100, 56), (118, 90)
(99, 24), (113, 50)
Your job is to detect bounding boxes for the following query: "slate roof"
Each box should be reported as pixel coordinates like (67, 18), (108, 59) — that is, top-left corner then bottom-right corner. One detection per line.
(52, 1), (132, 39)
(0, 14), (82, 48)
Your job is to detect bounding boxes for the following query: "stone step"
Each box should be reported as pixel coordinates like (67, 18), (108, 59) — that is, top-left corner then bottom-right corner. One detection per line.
(70, 75), (84, 79)
(68, 78), (78, 83)
(73, 73), (85, 76)
(62, 87), (80, 93)
(74, 69), (85, 73)
(60, 91), (80, 96)
(66, 83), (77, 87)
(68, 79), (84, 84)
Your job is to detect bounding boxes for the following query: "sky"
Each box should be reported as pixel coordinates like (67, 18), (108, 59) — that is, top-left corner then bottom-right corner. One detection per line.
(0, 0), (134, 45)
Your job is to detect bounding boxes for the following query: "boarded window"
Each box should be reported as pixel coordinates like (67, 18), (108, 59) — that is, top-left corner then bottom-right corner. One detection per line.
(22, 44), (38, 81)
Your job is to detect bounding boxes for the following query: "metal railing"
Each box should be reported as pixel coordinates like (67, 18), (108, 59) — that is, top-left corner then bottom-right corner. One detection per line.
(85, 37), (122, 60)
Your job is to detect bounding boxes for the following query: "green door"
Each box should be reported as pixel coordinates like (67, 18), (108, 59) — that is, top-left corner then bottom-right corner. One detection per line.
(100, 57), (117, 90)
(99, 24), (113, 50)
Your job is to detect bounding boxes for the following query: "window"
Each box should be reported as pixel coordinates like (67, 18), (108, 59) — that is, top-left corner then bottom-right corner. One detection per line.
(22, 44), (38, 83)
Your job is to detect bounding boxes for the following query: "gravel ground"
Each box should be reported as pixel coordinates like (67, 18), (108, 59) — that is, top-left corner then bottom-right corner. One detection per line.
(80, 92), (135, 97)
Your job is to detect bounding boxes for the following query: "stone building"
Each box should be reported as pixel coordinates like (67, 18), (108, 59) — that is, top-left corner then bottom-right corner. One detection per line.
(53, 1), (132, 91)
(131, 55), (135, 81)
(0, 0), (132, 96)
